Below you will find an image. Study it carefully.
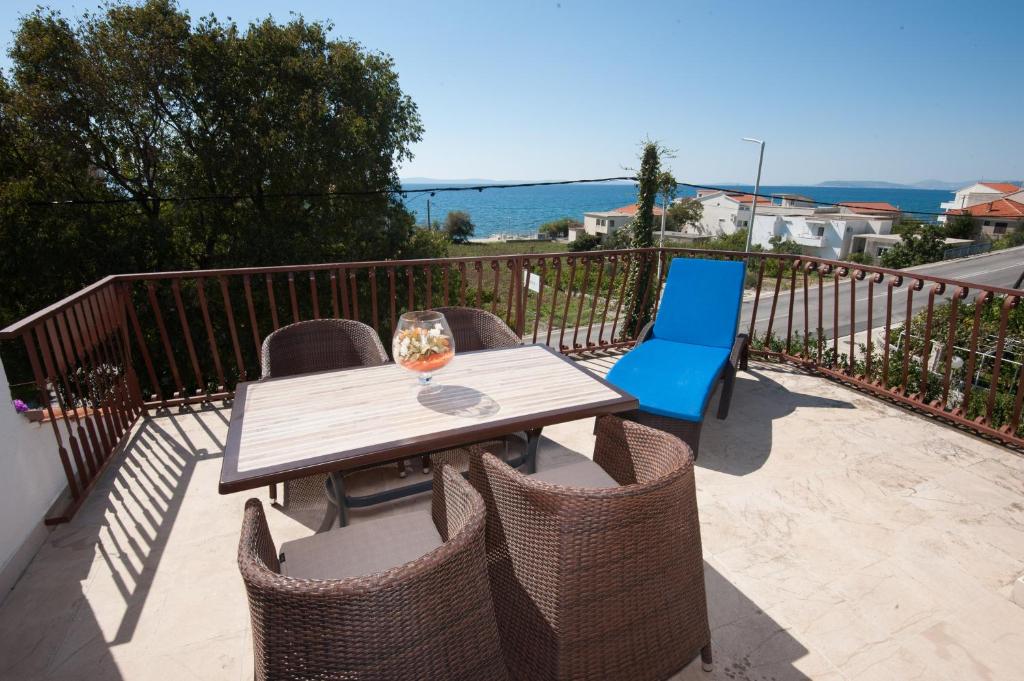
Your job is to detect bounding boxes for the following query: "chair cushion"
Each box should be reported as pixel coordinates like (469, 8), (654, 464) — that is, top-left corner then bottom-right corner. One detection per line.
(652, 258), (745, 349)
(531, 459), (619, 488)
(606, 339), (730, 422)
(280, 511), (442, 580)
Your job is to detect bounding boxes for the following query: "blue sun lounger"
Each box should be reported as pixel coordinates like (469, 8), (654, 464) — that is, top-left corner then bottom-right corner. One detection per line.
(606, 257), (749, 456)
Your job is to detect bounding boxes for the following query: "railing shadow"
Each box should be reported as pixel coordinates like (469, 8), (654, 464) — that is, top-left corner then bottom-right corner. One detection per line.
(0, 407), (225, 679)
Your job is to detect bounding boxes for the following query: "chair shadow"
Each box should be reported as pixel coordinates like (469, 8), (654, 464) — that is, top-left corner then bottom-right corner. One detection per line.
(698, 366), (854, 476)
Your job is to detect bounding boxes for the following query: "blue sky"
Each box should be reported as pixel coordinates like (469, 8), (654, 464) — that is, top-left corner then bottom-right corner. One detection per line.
(2, 0), (1022, 185)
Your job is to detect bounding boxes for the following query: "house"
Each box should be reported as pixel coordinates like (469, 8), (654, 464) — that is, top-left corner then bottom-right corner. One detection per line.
(837, 201), (901, 217)
(775, 193), (817, 208)
(574, 203), (664, 243)
(939, 182), (1022, 222)
(850, 233), (974, 262)
(750, 207), (894, 260)
(691, 191), (773, 235)
(945, 197), (1024, 237)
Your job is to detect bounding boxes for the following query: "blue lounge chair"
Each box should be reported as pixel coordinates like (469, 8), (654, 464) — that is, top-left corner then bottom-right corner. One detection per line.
(606, 257), (749, 456)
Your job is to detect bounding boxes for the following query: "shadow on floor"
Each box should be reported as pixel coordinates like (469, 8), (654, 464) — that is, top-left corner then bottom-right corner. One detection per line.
(702, 561), (813, 681)
(0, 407), (224, 680)
(698, 366), (854, 476)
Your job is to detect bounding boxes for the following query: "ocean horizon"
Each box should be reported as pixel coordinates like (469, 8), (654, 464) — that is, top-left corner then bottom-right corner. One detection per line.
(400, 182), (954, 238)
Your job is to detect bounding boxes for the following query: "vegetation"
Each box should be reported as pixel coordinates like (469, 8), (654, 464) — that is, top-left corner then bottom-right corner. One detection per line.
(443, 210), (475, 244)
(620, 141), (662, 338)
(992, 225), (1024, 251)
(0, 0), (429, 330)
(879, 224), (945, 269)
(666, 198), (703, 231)
(538, 217), (581, 240)
(942, 214), (980, 240)
(568, 233), (601, 252)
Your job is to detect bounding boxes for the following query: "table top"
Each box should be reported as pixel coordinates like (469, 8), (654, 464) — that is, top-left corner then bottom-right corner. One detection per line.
(219, 344), (637, 493)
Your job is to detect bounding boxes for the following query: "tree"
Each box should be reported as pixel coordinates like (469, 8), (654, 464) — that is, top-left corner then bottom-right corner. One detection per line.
(657, 171), (677, 211)
(568, 233), (601, 252)
(620, 141), (662, 339)
(880, 225), (946, 269)
(942, 214), (980, 241)
(666, 198), (703, 231)
(539, 217), (581, 240)
(768, 235), (803, 255)
(0, 0), (426, 328)
(444, 210), (475, 244)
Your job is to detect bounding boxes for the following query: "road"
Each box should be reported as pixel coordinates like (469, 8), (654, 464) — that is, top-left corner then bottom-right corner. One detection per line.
(744, 245), (1024, 341)
(547, 246), (1024, 349)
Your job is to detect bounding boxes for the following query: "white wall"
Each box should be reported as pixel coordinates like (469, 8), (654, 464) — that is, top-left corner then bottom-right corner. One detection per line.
(752, 214), (892, 260)
(0, 359), (67, 602)
(694, 196), (742, 235)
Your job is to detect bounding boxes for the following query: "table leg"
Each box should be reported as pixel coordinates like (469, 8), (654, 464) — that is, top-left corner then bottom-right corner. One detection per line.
(328, 471), (349, 527)
(525, 428), (542, 475)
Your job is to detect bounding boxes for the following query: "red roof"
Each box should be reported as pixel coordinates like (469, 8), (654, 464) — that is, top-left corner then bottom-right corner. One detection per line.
(723, 192), (772, 205)
(948, 198), (1024, 218)
(979, 182), (1021, 194)
(839, 201), (901, 214)
(610, 203), (665, 216)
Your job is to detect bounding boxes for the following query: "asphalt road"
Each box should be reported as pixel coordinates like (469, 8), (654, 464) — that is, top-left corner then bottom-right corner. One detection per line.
(547, 246), (1024, 349)
(744, 245), (1024, 341)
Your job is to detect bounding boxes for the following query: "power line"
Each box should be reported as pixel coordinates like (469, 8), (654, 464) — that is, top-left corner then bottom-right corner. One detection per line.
(22, 176), (636, 207)
(12, 174), (971, 219)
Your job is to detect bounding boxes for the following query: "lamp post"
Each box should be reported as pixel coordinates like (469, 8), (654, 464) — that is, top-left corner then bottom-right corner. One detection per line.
(741, 137), (765, 252)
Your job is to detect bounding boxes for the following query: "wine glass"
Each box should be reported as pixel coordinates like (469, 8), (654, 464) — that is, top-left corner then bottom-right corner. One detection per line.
(392, 310), (456, 386)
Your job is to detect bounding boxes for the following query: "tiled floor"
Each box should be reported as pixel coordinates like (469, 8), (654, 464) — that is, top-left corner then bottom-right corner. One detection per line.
(1, 355), (1023, 680)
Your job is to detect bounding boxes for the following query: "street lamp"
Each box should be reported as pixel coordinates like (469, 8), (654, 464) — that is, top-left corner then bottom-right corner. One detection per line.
(741, 137), (765, 252)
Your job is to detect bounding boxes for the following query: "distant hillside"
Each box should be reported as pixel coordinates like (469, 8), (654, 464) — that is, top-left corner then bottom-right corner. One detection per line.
(817, 180), (915, 189)
(819, 179), (1021, 190)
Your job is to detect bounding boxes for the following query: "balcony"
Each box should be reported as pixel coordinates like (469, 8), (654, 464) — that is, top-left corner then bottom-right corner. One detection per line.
(1, 351), (1023, 680)
(1, 247), (1023, 679)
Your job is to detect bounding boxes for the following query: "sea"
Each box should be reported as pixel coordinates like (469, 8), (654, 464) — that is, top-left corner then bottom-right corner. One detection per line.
(399, 182), (954, 239)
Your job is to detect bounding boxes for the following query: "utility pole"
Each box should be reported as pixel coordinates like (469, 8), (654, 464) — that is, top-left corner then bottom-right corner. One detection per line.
(426, 199), (431, 229)
(741, 137), (766, 252)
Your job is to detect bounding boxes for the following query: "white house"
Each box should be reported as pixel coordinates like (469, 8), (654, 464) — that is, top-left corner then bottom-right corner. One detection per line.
(691, 191), (774, 235)
(574, 204), (664, 243)
(750, 207), (894, 260)
(939, 182), (1022, 222)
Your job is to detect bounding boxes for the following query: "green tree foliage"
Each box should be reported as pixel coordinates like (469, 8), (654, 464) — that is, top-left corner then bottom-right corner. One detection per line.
(665, 198), (703, 230)
(879, 225), (946, 269)
(701, 228), (749, 252)
(568, 233), (601, 252)
(768, 235), (803, 255)
(0, 0), (425, 328)
(992, 225), (1024, 250)
(620, 141), (661, 339)
(538, 217), (581, 239)
(656, 171), (677, 210)
(443, 210), (475, 244)
(942, 214), (980, 240)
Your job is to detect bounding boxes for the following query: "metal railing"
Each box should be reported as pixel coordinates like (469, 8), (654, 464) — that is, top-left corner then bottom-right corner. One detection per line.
(2, 247), (1021, 523)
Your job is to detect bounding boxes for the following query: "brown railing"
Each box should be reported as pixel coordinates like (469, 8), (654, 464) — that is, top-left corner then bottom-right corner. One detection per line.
(2, 247), (1021, 523)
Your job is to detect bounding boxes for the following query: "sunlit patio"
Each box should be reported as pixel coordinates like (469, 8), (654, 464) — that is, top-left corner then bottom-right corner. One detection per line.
(1, 354), (1022, 681)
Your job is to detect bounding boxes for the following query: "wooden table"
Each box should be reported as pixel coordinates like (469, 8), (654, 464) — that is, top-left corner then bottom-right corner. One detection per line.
(220, 344), (637, 518)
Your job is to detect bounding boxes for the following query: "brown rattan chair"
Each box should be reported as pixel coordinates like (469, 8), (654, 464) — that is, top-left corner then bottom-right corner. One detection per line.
(466, 414), (712, 680)
(238, 466), (509, 681)
(260, 319), (393, 518)
(430, 306), (521, 353)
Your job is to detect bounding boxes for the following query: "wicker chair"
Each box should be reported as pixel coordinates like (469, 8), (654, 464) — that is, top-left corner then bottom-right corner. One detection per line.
(431, 306), (521, 353)
(466, 415), (712, 680)
(260, 319), (394, 518)
(238, 466), (509, 681)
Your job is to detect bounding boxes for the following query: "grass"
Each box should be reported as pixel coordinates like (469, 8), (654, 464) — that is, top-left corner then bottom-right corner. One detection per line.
(449, 240), (568, 257)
